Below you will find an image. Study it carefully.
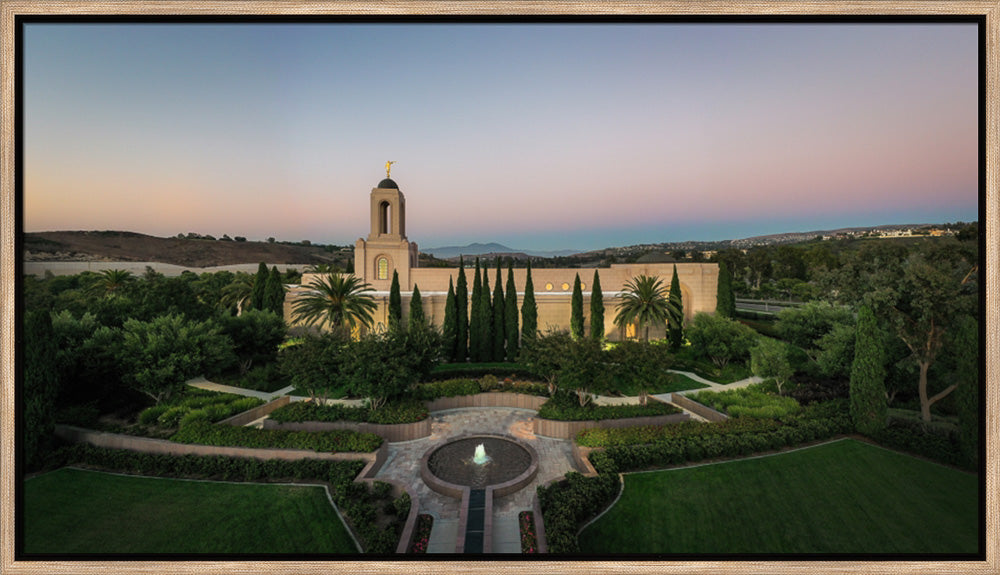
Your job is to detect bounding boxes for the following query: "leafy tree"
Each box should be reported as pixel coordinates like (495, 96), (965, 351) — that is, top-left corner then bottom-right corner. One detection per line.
(388, 270), (402, 331)
(951, 315), (980, 467)
(345, 328), (439, 410)
(668, 265), (684, 349)
(813, 322), (857, 380)
(849, 305), (887, 435)
(263, 266), (285, 315)
(716, 261), (735, 318)
(442, 278), (458, 361)
(570, 273), (584, 339)
(24, 310), (59, 470)
(492, 261), (506, 361)
(519, 330), (573, 396)
(278, 331), (351, 402)
(607, 340), (674, 403)
(521, 261), (538, 345)
(558, 337), (610, 406)
(250, 262), (269, 310)
(218, 309), (287, 373)
(118, 314), (236, 404)
(455, 258), (469, 361)
(137, 275), (213, 322)
(469, 259), (482, 362)
(409, 284), (425, 329)
(750, 337), (794, 395)
(686, 312), (758, 368)
(746, 247), (773, 290)
(614, 275), (674, 342)
(504, 264), (519, 361)
(291, 273), (377, 336)
(775, 301), (854, 352)
(590, 269), (604, 342)
(479, 265), (494, 362)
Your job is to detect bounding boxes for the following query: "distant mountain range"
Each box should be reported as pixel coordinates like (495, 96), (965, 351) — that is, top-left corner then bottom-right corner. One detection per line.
(422, 242), (582, 259)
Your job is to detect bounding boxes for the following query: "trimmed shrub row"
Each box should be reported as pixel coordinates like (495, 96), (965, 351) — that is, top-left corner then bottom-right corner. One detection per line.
(411, 377), (549, 400)
(170, 421), (383, 453)
(537, 391), (681, 422)
(338, 480), (411, 554)
(537, 465), (620, 554)
(871, 415), (970, 470)
(576, 417), (782, 448)
(269, 400), (429, 425)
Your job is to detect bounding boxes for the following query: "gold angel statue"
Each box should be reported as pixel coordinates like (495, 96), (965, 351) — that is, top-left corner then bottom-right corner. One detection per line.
(386, 161), (395, 178)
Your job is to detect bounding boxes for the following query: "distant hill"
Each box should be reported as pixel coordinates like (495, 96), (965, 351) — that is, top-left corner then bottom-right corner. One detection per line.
(24, 231), (348, 268)
(423, 242), (582, 259)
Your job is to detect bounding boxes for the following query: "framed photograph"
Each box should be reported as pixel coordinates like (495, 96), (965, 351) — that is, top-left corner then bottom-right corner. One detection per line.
(2, 2), (995, 575)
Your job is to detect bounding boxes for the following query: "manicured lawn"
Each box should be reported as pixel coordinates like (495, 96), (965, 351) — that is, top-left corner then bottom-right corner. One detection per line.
(609, 372), (709, 396)
(24, 468), (359, 554)
(579, 439), (979, 554)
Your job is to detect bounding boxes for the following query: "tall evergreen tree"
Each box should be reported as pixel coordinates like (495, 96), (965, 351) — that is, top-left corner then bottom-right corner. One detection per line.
(24, 310), (59, 470)
(590, 269), (604, 342)
(570, 273), (584, 339)
(388, 270), (402, 331)
(264, 266), (284, 315)
(716, 260), (736, 318)
(504, 263), (519, 361)
(455, 258), (469, 362)
(480, 265), (493, 362)
(442, 277), (458, 361)
(849, 305), (888, 435)
(250, 262), (268, 310)
(469, 258), (482, 362)
(492, 259), (506, 361)
(521, 261), (538, 345)
(952, 315), (979, 467)
(668, 265), (684, 349)
(409, 284), (425, 330)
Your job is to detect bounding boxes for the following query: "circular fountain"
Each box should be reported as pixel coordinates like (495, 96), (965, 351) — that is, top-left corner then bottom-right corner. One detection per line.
(420, 435), (538, 498)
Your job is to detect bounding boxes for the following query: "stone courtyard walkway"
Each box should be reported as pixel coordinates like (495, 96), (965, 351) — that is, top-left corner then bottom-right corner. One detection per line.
(373, 408), (578, 554)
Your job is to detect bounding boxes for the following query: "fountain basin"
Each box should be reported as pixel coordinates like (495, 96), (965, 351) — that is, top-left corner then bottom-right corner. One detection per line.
(420, 435), (538, 499)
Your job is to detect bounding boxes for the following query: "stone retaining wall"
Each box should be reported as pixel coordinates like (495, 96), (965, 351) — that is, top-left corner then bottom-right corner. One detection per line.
(533, 412), (690, 440)
(424, 392), (546, 412)
(217, 396), (290, 427)
(262, 417), (432, 443)
(669, 393), (729, 422)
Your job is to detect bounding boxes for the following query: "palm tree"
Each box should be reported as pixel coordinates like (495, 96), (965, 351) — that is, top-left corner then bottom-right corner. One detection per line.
(220, 273), (255, 314)
(291, 273), (377, 335)
(614, 274), (676, 342)
(305, 263), (342, 274)
(86, 269), (135, 297)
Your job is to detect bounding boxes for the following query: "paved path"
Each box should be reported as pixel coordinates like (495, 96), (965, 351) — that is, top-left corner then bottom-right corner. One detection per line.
(374, 408), (577, 554)
(186, 377), (293, 401)
(667, 369), (763, 393)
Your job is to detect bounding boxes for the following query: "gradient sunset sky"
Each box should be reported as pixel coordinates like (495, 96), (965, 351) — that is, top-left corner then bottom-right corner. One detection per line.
(22, 22), (979, 252)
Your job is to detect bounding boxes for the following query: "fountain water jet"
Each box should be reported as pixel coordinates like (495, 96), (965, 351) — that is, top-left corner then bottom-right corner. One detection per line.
(473, 443), (490, 465)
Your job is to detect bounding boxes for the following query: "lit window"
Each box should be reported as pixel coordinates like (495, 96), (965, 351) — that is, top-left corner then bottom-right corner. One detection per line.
(561, 283), (570, 291)
(545, 282), (553, 291)
(581, 283), (586, 291)
(377, 257), (388, 280)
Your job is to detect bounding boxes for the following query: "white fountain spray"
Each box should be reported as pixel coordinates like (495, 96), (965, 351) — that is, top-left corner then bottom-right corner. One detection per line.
(473, 443), (490, 465)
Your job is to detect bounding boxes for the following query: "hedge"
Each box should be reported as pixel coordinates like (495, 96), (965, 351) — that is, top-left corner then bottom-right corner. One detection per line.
(269, 400), (429, 425)
(871, 414), (971, 470)
(537, 469), (620, 554)
(170, 421), (383, 453)
(537, 391), (681, 422)
(411, 377), (549, 400)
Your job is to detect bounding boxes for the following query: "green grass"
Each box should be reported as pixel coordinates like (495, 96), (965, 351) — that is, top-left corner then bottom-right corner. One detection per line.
(579, 439), (979, 554)
(608, 372), (709, 396)
(24, 468), (359, 554)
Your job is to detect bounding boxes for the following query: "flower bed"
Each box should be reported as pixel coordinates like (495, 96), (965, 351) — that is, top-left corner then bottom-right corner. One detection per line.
(138, 392), (265, 429)
(519, 511), (538, 554)
(269, 400), (428, 425)
(688, 385), (800, 419)
(409, 514), (433, 554)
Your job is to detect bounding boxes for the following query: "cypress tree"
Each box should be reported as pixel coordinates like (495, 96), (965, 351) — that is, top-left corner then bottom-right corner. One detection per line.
(480, 264), (493, 362)
(570, 273), (584, 339)
(264, 266), (284, 315)
(250, 262), (268, 310)
(717, 261), (735, 318)
(505, 263), (519, 361)
(492, 259), (506, 361)
(849, 305), (888, 435)
(409, 284), (425, 329)
(24, 310), (59, 470)
(469, 258), (482, 362)
(455, 258), (469, 362)
(388, 270), (402, 331)
(952, 315), (979, 468)
(668, 265), (684, 349)
(590, 269), (604, 342)
(442, 278), (458, 361)
(521, 261), (538, 345)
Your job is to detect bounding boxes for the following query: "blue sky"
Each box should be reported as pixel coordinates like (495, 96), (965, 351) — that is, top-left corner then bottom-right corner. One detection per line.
(23, 22), (980, 251)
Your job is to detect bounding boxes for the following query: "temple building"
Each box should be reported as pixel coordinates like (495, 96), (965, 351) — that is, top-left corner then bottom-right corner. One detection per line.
(285, 173), (719, 340)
